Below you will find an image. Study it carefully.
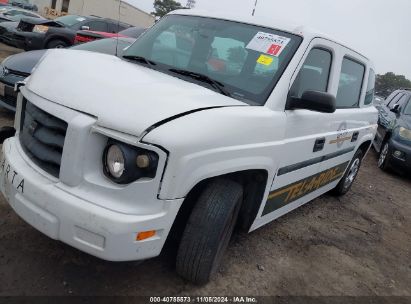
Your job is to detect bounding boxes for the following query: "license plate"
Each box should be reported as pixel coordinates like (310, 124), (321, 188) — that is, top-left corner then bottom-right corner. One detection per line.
(0, 82), (5, 97)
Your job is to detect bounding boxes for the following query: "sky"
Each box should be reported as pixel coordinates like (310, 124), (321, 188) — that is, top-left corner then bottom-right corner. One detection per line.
(126, 0), (411, 79)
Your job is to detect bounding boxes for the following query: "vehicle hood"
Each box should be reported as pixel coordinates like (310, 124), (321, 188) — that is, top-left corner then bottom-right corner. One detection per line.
(4, 49), (46, 74)
(26, 50), (247, 137)
(0, 21), (17, 30)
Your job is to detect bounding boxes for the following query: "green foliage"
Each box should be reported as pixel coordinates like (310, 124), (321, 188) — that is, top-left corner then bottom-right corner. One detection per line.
(376, 72), (411, 98)
(152, 0), (184, 18)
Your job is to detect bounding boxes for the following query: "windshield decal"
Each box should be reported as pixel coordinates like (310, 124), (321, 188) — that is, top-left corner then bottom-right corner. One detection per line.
(76, 17), (86, 22)
(257, 54), (274, 66)
(246, 32), (291, 57)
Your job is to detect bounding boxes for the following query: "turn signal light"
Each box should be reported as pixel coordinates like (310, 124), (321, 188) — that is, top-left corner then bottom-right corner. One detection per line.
(136, 230), (156, 241)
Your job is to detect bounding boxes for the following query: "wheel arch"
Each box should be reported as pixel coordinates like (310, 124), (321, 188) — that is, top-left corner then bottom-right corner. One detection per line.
(45, 36), (72, 48)
(167, 169), (269, 244)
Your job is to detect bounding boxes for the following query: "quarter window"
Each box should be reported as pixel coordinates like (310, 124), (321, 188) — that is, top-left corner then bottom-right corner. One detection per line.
(364, 69), (375, 105)
(290, 48), (332, 99)
(336, 57), (365, 108)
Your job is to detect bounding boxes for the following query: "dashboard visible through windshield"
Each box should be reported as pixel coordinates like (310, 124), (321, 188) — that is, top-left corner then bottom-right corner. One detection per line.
(123, 15), (302, 105)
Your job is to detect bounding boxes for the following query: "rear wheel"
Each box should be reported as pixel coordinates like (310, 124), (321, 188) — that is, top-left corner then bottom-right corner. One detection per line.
(176, 179), (243, 285)
(332, 149), (363, 196)
(47, 39), (68, 49)
(378, 142), (391, 171)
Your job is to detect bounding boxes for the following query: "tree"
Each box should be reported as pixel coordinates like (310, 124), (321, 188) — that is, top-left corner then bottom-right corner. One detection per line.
(376, 72), (411, 98)
(152, 0), (184, 18)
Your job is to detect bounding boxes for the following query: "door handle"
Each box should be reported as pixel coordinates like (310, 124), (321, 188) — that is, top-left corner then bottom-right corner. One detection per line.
(313, 137), (325, 152)
(351, 131), (359, 142)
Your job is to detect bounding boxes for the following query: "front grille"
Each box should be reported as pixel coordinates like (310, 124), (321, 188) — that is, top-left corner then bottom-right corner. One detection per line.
(20, 100), (68, 178)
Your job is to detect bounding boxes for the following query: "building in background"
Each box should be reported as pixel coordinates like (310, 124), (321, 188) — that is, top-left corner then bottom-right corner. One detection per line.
(30, 0), (155, 28)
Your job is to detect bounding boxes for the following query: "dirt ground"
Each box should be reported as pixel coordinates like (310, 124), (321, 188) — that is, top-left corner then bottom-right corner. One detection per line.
(0, 43), (410, 297)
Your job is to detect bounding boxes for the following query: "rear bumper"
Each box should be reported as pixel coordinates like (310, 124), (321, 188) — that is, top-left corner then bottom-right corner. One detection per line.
(0, 138), (184, 261)
(389, 138), (411, 171)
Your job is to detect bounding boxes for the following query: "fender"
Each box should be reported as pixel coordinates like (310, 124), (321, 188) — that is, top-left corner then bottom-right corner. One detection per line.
(143, 106), (286, 200)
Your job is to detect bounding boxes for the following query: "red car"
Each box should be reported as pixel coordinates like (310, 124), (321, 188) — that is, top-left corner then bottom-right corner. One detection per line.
(74, 27), (146, 44)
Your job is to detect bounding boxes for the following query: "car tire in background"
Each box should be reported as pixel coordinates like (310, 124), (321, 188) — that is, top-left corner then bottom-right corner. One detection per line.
(378, 141), (392, 171)
(47, 39), (68, 49)
(176, 179), (243, 285)
(332, 149), (363, 196)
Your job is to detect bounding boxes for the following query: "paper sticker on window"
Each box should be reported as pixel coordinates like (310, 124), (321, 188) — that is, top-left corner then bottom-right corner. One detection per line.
(257, 54), (274, 66)
(246, 32), (291, 57)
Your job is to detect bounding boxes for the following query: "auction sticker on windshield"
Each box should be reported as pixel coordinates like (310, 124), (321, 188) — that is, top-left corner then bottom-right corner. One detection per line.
(246, 32), (291, 57)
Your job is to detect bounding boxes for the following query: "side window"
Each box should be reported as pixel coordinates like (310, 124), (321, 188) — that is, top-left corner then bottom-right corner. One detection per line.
(384, 91), (400, 106)
(387, 93), (403, 108)
(395, 94), (410, 110)
(336, 57), (365, 108)
(364, 69), (375, 105)
(86, 21), (108, 32)
(290, 48), (332, 99)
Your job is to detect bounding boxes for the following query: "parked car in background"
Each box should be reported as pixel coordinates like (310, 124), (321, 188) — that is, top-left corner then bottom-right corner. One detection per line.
(0, 20), (19, 45)
(12, 14), (132, 50)
(74, 27), (146, 44)
(0, 6), (42, 22)
(9, 0), (37, 11)
(374, 89), (411, 173)
(0, 37), (136, 111)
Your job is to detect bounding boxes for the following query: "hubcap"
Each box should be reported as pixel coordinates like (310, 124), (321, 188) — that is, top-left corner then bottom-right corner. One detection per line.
(378, 143), (389, 167)
(344, 158), (360, 189)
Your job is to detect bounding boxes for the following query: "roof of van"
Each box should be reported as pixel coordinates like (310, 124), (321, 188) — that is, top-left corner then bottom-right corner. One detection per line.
(169, 9), (369, 61)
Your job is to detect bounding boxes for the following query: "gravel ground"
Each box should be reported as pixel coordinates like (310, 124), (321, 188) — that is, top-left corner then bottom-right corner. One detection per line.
(0, 42), (410, 297)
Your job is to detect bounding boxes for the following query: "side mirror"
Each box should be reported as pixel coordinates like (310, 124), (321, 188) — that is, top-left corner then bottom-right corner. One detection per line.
(390, 104), (400, 114)
(80, 25), (90, 31)
(288, 90), (336, 113)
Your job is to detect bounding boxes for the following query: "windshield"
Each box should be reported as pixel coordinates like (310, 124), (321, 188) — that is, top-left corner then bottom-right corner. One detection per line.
(71, 38), (135, 57)
(123, 15), (302, 105)
(55, 15), (85, 27)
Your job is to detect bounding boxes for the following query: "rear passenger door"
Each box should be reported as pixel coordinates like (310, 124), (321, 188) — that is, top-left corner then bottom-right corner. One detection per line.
(260, 39), (335, 223)
(318, 52), (372, 182)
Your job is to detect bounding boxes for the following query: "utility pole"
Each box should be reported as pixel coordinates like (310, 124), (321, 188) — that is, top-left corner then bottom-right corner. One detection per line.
(252, 0), (258, 16)
(186, 0), (196, 9)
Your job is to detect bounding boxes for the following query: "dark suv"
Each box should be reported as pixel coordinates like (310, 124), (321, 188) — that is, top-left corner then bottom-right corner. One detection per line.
(373, 89), (411, 173)
(12, 14), (131, 50)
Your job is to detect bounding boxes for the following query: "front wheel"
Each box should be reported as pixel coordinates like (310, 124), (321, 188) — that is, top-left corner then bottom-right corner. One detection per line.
(332, 149), (363, 196)
(378, 142), (391, 171)
(47, 39), (68, 49)
(176, 179), (243, 285)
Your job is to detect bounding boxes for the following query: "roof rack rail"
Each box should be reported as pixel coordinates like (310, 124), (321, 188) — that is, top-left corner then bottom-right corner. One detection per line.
(89, 15), (102, 18)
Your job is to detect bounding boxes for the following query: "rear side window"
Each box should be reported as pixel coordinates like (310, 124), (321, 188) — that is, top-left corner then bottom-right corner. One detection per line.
(290, 48), (332, 98)
(87, 21), (108, 32)
(364, 69), (375, 105)
(336, 57), (365, 108)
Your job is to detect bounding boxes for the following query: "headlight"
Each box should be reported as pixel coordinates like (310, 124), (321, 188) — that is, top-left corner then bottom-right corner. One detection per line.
(33, 25), (49, 33)
(398, 127), (411, 141)
(103, 140), (159, 184)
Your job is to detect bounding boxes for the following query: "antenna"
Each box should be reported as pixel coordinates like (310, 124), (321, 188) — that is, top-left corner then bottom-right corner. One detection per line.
(252, 0), (258, 16)
(115, 0), (121, 57)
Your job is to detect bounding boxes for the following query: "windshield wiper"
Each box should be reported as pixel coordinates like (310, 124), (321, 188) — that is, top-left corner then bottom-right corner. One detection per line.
(122, 55), (156, 68)
(168, 68), (230, 97)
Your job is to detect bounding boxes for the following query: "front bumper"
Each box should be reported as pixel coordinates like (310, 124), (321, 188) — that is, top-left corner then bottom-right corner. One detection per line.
(0, 137), (183, 262)
(389, 138), (411, 171)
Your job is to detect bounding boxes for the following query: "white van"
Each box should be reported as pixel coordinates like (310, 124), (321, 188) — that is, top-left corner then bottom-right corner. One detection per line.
(0, 10), (378, 284)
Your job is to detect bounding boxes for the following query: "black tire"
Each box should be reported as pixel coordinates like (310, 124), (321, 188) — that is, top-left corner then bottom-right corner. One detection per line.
(332, 149), (363, 196)
(378, 141), (391, 171)
(176, 179), (243, 285)
(47, 39), (68, 49)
